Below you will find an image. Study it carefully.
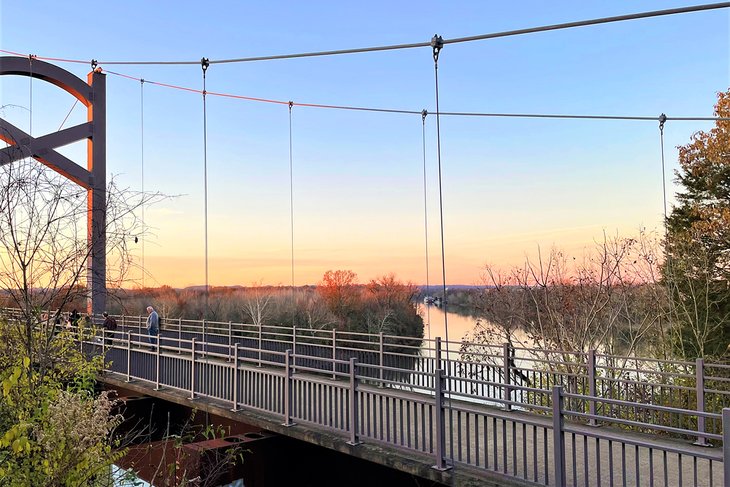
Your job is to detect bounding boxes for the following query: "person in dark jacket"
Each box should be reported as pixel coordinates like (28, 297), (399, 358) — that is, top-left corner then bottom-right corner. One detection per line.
(146, 306), (159, 346)
(102, 312), (117, 346)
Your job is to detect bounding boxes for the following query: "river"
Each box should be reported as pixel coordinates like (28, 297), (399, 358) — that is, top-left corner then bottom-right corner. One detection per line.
(420, 304), (537, 349)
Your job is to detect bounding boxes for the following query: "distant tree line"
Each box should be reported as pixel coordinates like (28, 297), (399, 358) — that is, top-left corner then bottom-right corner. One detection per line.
(103, 271), (424, 340)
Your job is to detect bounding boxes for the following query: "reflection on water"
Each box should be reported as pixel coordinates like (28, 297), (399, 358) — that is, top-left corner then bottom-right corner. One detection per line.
(420, 305), (537, 350)
(420, 304), (477, 343)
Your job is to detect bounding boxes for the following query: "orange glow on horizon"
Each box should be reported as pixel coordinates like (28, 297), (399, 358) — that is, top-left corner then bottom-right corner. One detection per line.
(136, 223), (655, 288)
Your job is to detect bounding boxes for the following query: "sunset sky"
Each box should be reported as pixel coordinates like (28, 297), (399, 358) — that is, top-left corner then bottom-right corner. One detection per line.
(1, 1), (728, 287)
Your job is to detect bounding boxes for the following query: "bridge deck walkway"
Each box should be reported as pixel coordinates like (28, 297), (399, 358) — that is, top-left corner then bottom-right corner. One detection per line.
(101, 344), (723, 487)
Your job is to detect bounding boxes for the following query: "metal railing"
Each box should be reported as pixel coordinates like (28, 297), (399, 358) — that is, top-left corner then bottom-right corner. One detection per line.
(80, 326), (725, 486)
(84, 312), (730, 442)
(4, 307), (730, 485)
(5, 307), (730, 442)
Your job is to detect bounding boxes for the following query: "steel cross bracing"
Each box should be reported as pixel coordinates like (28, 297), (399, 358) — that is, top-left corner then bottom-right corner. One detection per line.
(0, 57), (107, 315)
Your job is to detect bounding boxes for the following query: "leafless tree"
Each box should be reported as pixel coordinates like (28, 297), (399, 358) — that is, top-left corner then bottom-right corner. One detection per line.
(0, 156), (164, 381)
(242, 282), (273, 327)
(462, 231), (667, 392)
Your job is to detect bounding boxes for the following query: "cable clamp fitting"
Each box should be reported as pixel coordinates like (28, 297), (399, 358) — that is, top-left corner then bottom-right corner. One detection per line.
(289, 101), (294, 109)
(91, 59), (98, 71)
(431, 35), (444, 63)
(201, 57), (210, 72)
(422, 109), (428, 122)
(658, 113), (667, 132)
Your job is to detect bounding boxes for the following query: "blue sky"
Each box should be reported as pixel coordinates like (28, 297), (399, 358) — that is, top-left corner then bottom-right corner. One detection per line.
(1, 1), (728, 286)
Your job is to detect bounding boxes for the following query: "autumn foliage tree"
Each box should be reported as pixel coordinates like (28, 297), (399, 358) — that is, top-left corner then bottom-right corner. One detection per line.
(362, 274), (423, 336)
(664, 89), (730, 359)
(317, 270), (423, 337)
(318, 270), (360, 327)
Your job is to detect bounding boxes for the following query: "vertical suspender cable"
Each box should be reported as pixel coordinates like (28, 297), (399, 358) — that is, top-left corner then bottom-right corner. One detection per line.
(659, 114), (669, 231)
(289, 102), (295, 299)
(659, 114), (674, 351)
(27, 56), (33, 306)
(421, 109), (431, 341)
(140, 79), (146, 287)
(28, 55), (33, 143)
(431, 35), (450, 358)
(201, 58), (210, 310)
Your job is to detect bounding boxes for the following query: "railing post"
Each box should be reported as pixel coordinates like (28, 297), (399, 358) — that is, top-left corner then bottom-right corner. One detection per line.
(190, 338), (196, 400)
(121, 315), (125, 329)
(347, 357), (361, 445)
(432, 368), (451, 471)
(202, 319), (206, 354)
(292, 326), (297, 372)
(694, 358), (710, 446)
(257, 322), (263, 367)
(379, 332), (384, 384)
(435, 337), (442, 371)
(282, 349), (295, 426)
(178, 317), (182, 352)
(138, 315), (142, 337)
(552, 386), (566, 487)
(722, 408), (730, 485)
(332, 329), (337, 380)
(227, 321), (233, 362)
(503, 342), (512, 411)
(126, 331), (132, 383)
(231, 343), (239, 412)
(154, 336), (161, 390)
(588, 349), (598, 426)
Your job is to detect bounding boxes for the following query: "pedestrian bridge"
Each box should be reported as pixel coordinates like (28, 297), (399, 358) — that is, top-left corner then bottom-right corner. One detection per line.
(84, 314), (727, 486)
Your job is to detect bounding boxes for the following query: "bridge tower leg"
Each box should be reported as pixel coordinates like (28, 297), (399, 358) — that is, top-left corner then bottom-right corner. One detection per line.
(87, 69), (106, 316)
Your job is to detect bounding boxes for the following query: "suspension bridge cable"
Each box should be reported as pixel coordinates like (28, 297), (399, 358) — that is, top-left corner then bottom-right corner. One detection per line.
(4, 3), (724, 66)
(103, 69), (729, 122)
(421, 109), (431, 341)
(289, 101), (295, 296)
(57, 99), (79, 131)
(659, 114), (676, 353)
(201, 58), (210, 309)
(431, 36), (450, 362)
(28, 55), (34, 142)
(659, 114), (669, 233)
(140, 78), (146, 288)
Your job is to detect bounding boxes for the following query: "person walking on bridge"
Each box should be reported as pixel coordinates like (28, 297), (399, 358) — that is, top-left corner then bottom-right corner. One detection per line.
(146, 306), (159, 346)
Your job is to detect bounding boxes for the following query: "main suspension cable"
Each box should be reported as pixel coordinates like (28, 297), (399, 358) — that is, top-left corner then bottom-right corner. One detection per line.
(6, 3), (725, 66)
(102, 69), (729, 122)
